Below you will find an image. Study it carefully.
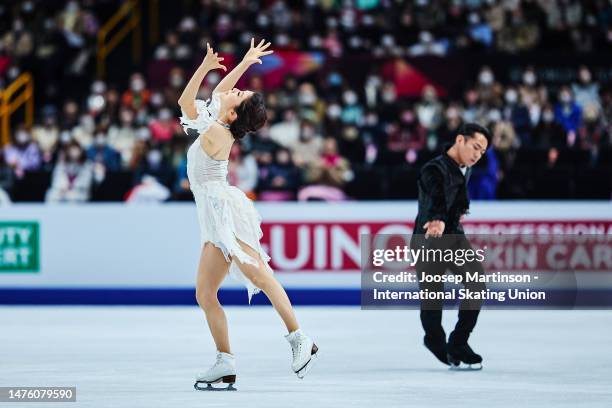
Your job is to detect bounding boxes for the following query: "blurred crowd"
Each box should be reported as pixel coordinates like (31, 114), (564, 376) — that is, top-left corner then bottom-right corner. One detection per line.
(0, 0), (611, 204)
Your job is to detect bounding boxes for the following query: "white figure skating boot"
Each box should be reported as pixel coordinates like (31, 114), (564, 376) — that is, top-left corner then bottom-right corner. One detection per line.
(285, 329), (319, 379)
(194, 351), (237, 391)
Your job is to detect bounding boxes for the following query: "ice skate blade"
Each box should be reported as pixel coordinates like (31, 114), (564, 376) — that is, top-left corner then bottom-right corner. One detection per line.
(296, 345), (319, 379)
(449, 362), (482, 371)
(194, 375), (237, 391)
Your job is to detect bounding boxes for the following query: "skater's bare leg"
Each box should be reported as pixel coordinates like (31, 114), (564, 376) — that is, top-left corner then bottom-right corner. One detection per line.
(233, 240), (299, 333)
(196, 243), (231, 354)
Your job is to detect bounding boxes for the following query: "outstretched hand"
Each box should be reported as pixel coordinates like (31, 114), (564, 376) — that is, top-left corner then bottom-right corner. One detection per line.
(243, 38), (273, 65)
(202, 43), (226, 71)
(424, 220), (445, 238)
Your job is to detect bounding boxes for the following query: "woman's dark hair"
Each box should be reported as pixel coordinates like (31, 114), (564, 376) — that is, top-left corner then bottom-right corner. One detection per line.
(229, 92), (267, 140)
(458, 122), (492, 149)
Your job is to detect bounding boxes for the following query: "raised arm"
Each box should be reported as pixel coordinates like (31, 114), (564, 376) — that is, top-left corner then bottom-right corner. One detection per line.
(178, 43), (226, 120)
(213, 38), (273, 94)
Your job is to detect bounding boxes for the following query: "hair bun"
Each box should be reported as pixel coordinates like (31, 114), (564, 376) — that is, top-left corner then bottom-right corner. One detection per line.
(229, 93), (267, 140)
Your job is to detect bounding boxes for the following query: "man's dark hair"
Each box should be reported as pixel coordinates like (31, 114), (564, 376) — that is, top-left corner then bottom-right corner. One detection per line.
(230, 92), (267, 140)
(457, 123), (491, 149)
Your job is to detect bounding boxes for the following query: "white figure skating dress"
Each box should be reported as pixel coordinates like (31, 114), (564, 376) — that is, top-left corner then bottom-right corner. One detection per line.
(180, 93), (272, 302)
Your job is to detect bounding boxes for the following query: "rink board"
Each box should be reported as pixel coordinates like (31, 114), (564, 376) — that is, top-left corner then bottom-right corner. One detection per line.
(0, 201), (610, 305)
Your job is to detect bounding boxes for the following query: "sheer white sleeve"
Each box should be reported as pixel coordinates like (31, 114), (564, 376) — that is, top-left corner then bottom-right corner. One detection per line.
(179, 92), (222, 135)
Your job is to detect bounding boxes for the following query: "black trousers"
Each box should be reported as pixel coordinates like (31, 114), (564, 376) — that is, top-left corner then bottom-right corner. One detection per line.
(411, 234), (486, 346)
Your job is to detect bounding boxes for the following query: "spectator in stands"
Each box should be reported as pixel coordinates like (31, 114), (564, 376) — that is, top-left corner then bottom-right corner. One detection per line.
(554, 86), (582, 134)
(416, 85), (443, 133)
(290, 119), (323, 173)
(228, 144), (258, 199)
(2, 0), (612, 202)
(173, 157), (191, 201)
(133, 146), (174, 189)
(3, 126), (42, 179)
(121, 73), (151, 112)
(504, 87), (532, 146)
(108, 108), (139, 167)
(491, 110), (518, 170)
(468, 149), (498, 200)
(258, 147), (301, 201)
(533, 106), (566, 149)
(45, 141), (93, 203)
(32, 108), (60, 167)
(572, 66), (601, 115)
(149, 108), (181, 143)
(87, 131), (122, 172)
(308, 137), (352, 189)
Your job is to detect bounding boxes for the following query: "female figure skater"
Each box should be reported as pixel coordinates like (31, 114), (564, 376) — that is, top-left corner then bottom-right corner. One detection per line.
(178, 39), (318, 391)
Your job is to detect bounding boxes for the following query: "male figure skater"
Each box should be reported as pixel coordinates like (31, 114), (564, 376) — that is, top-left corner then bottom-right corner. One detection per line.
(410, 123), (491, 369)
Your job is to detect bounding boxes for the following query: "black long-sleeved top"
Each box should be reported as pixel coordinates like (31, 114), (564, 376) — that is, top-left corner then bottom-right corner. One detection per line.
(413, 147), (471, 235)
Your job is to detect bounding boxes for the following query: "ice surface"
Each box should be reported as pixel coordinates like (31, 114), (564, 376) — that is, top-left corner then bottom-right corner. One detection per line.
(1, 307), (611, 408)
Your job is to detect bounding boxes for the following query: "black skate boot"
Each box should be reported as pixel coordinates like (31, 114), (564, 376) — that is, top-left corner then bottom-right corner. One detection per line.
(447, 343), (482, 370)
(424, 335), (449, 366)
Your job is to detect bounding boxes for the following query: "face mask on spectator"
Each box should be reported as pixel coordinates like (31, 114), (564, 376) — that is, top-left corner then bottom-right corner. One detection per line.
(427, 134), (438, 151)
(276, 34), (290, 46)
(343, 126), (358, 141)
(80, 115), (95, 132)
(365, 113), (378, 126)
(137, 127), (151, 141)
(22, 1), (34, 13)
(257, 14), (270, 27)
(401, 110), (415, 124)
(87, 95), (105, 112)
(131, 79), (145, 93)
(92, 81), (106, 94)
(479, 70), (494, 86)
(155, 46), (170, 60)
(423, 87), (437, 102)
(68, 147), (81, 161)
(300, 126), (315, 140)
(446, 107), (460, 121)
(523, 71), (536, 86)
(560, 92), (572, 104)
(207, 72), (220, 85)
(179, 17), (196, 31)
(276, 150), (290, 165)
(151, 93), (164, 107)
(309, 35), (322, 48)
(542, 111), (554, 123)
(7, 66), (20, 80)
(94, 134), (107, 147)
(327, 104), (342, 119)
(488, 109), (502, 123)
(505, 89), (518, 104)
(328, 72), (343, 87)
(121, 110), (134, 125)
(147, 150), (162, 166)
(343, 91), (358, 105)
(419, 31), (433, 44)
(43, 17), (56, 30)
(299, 91), (316, 105)
(60, 131), (72, 145)
(170, 74), (184, 88)
(579, 69), (591, 84)
(15, 131), (30, 145)
(13, 19), (24, 32)
(66, 1), (79, 13)
(382, 90), (396, 103)
(159, 109), (172, 121)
